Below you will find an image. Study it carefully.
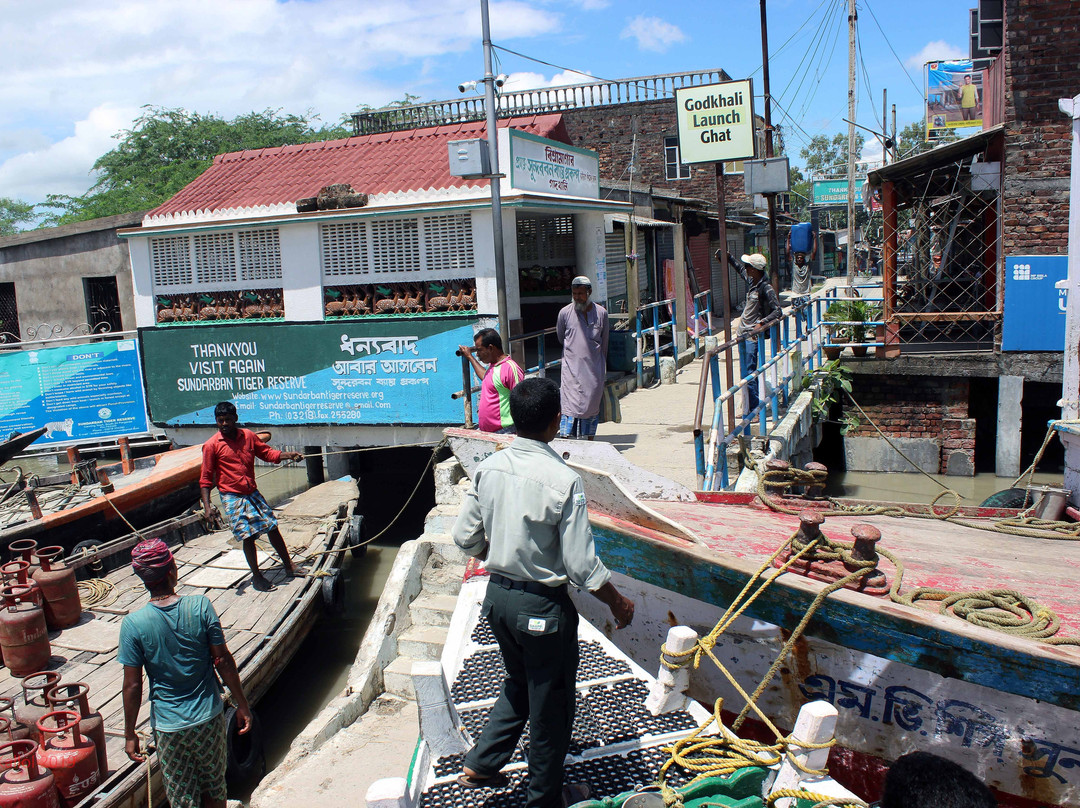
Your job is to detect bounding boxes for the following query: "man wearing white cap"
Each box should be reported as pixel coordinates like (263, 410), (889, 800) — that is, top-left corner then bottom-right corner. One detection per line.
(556, 276), (608, 440)
(735, 253), (783, 421)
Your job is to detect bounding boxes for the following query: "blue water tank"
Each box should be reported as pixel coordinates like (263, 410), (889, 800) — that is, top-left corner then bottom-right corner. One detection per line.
(790, 222), (814, 254)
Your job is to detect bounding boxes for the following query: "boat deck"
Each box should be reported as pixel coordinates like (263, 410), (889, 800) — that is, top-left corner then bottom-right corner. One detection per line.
(420, 577), (716, 807)
(0, 479), (355, 801)
(651, 498), (1080, 636)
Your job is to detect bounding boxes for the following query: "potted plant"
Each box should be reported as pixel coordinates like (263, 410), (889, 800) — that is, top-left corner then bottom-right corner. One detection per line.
(823, 300), (860, 359)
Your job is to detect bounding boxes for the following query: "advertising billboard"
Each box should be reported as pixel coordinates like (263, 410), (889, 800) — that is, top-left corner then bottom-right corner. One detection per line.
(675, 79), (756, 165)
(0, 339), (150, 447)
(926, 59), (983, 138)
(1001, 256), (1067, 351)
(140, 318), (477, 426)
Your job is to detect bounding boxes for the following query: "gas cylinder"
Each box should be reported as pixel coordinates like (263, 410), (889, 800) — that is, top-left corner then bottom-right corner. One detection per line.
(34, 712), (97, 808)
(0, 700), (27, 744)
(0, 701), (27, 744)
(6, 542), (38, 581)
(0, 589), (50, 677)
(45, 684), (105, 781)
(14, 674), (60, 739)
(29, 549), (80, 631)
(0, 739), (59, 808)
(0, 564), (41, 608)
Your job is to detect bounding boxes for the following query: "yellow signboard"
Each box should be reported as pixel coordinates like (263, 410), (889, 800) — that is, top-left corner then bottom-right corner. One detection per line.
(675, 79), (756, 165)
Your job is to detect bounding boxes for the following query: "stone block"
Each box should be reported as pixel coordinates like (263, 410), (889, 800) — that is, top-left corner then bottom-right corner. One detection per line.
(844, 436), (941, 474)
(945, 449), (975, 477)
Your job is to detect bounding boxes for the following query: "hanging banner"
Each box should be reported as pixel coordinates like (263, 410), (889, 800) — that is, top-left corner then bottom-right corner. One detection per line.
(675, 79), (756, 164)
(926, 59), (983, 138)
(139, 318), (477, 426)
(0, 339), (150, 447)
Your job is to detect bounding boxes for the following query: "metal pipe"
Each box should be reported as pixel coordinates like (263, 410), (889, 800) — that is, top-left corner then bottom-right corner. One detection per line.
(480, 0), (510, 345)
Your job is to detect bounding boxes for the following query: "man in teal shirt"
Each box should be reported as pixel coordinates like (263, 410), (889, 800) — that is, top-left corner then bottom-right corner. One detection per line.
(119, 539), (252, 808)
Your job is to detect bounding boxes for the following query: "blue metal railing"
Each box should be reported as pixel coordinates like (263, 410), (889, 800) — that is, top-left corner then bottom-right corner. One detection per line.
(690, 291), (714, 358)
(635, 298), (678, 387)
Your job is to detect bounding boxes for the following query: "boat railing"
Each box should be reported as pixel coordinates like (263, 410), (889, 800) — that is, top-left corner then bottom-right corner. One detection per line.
(635, 298), (679, 387)
(696, 288), (888, 489)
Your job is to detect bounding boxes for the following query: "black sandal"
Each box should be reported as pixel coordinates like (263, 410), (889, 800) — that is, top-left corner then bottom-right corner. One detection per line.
(457, 772), (510, 789)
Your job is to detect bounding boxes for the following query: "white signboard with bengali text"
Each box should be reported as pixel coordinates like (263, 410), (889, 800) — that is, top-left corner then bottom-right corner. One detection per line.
(506, 130), (599, 198)
(675, 79), (756, 165)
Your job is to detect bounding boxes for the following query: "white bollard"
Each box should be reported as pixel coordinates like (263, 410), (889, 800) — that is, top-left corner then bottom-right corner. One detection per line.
(660, 356), (677, 384)
(769, 700), (839, 808)
(645, 625), (699, 715)
(366, 777), (410, 808)
(412, 660), (470, 757)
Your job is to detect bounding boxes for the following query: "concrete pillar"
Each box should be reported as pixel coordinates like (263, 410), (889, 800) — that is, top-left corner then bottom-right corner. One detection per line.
(326, 445), (352, 481)
(304, 445), (325, 486)
(770, 700), (839, 807)
(996, 376), (1023, 478)
(645, 625), (698, 715)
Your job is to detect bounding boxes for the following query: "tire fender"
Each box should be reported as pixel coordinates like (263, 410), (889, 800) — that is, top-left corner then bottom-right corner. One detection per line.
(224, 706), (264, 782)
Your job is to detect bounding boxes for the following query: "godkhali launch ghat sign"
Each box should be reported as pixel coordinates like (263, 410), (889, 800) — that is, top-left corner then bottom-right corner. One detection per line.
(674, 79), (756, 165)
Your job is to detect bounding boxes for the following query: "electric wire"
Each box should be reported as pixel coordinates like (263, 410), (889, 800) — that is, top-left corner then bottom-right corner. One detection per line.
(791, 0), (848, 123)
(777, 0), (844, 108)
(862, 0), (926, 99)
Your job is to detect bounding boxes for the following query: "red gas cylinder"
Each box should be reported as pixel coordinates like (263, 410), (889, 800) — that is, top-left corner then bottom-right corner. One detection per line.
(0, 700), (27, 743)
(29, 549), (80, 631)
(0, 589), (50, 677)
(45, 685), (105, 781)
(6, 543), (38, 581)
(14, 674), (60, 740)
(34, 712), (97, 808)
(0, 565), (41, 608)
(0, 739), (59, 808)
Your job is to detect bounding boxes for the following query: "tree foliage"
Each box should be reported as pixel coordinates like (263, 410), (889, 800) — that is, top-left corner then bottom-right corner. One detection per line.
(800, 132), (867, 179)
(38, 106), (354, 227)
(895, 120), (958, 160)
(0, 198), (36, 236)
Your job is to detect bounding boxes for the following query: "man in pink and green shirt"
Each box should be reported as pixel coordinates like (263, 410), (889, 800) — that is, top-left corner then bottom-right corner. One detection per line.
(459, 328), (525, 433)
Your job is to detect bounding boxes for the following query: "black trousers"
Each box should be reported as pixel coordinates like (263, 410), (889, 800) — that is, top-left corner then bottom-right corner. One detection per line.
(463, 579), (580, 808)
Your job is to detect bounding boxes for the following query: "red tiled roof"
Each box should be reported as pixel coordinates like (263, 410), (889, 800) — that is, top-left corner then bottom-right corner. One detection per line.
(148, 114), (571, 219)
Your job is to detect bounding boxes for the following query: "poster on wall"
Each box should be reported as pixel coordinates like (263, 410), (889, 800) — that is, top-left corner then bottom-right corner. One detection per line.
(140, 318), (478, 426)
(1002, 256), (1067, 352)
(925, 59), (983, 138)
(0, 339), (150, 447)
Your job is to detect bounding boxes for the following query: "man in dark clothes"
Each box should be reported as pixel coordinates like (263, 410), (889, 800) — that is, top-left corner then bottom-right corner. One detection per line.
(452, 377), (634, 807)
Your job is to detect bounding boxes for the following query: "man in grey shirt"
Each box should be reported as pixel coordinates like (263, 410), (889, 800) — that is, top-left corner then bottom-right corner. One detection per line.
(453, 377), (634, 807)
(556, 276), (608, 440)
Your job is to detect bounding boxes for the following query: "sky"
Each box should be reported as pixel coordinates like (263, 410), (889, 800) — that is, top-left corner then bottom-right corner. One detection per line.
(0, 0), (978, 212)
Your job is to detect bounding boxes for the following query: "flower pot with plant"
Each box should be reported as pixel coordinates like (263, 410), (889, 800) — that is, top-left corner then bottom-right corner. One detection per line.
(823, 300), (862, 359)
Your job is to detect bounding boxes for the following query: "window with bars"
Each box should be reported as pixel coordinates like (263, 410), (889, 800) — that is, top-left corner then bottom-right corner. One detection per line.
(665, 137), (691, 181)
(517, 214), (576, 263)
(0, 284), (20, 341)
(321, 222), (370, 277)
(150, 228), (281, 290)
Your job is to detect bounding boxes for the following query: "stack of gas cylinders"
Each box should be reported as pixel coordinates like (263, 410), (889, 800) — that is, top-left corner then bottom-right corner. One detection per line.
(0, 672), (109, 807)
(0, 540), (83, 676)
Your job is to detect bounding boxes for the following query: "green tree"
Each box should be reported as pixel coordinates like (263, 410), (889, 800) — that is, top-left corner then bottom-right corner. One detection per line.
(0, 198), (36, 235)
(797, 132), (869, 231)
(38, 106), (354, 227)
(895, 120), (958, 160)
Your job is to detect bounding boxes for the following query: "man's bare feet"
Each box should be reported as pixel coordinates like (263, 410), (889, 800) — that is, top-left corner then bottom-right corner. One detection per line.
(251, 574), (273, 592)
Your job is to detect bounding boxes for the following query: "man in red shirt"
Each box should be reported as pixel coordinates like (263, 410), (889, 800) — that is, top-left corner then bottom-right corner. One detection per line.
(200, 401), (303, 591)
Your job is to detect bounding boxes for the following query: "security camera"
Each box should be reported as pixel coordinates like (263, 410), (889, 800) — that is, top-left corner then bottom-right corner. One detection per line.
(458, 80), (477, 93)
(494, 74), (508, 88)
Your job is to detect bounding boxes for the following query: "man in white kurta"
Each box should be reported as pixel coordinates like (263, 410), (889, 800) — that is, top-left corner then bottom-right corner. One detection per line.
(556, 276), (608, 440)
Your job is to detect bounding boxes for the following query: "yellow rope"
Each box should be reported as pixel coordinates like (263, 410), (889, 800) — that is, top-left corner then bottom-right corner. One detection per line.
(765, 789), (867, 808)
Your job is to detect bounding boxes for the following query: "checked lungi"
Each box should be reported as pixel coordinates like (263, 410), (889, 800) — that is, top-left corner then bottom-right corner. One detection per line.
(220, 490), (278, 541)
(155, 711), (227, 808)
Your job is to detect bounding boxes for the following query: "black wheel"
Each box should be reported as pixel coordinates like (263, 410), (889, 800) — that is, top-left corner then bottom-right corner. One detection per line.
(224, 706), (264, 783)
(321, 572), (345, 614)
(349, 516), (366, 559)
(71, 540), (104, 581)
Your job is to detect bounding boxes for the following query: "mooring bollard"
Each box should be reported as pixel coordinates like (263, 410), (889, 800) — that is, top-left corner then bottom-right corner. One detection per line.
(769, 700), (840, 808)
(645, 625), (699, 716)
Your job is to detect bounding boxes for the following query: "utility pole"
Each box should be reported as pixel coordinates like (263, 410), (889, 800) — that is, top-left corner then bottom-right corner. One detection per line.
(760, 0), (780, 293)
(481, 0), (510, 344)
(882, 89), (888, 165)
(846, 0), (857, 285)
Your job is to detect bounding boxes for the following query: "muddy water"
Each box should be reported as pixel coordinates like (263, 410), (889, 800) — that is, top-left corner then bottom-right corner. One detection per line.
(824, 469), (1065, 506)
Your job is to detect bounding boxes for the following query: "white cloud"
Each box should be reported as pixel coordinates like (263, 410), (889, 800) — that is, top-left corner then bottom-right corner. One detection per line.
(502, 70), (595, 92)
(905, 40), (967, 69)
(0, 105), (140, 201)
(575, 0), (611, 8)
(619, 15), (686, 53)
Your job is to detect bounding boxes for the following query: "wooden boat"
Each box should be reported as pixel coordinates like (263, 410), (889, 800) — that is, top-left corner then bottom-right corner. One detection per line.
(0, 427), (47, 467)
(0, 477), (357, 808)
(447, 428), (1080, 808)
(0, 443), (205, 554)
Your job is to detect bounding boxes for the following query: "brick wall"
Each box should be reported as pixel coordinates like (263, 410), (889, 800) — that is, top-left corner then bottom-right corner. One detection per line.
(560, 100), (751, 210)
(848, 376), (974, 474)
(1001, 0), (1079, 256)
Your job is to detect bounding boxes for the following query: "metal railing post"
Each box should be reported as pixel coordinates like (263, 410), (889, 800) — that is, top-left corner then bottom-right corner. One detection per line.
(636, 309), (644, 387)
(652, 305), (661, 382)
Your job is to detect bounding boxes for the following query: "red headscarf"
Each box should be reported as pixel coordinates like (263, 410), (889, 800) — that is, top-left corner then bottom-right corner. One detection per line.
(131, 539), (174, 584)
